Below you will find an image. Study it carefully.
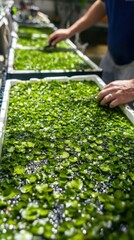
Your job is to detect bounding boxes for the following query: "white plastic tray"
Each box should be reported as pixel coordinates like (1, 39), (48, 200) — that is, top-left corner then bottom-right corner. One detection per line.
(7, 36), (102, 78)
(0, 75), (134, 158)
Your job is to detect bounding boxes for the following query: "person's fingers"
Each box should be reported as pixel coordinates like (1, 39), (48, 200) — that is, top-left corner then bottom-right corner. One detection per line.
(102, 92), (126, 108)
(97, 84), (120, 101)
(97, 80), (134, 108)
(100, 93), (115, 105)
(109, 99), (119, 108)
(97, 89), (114, 101)
(50, 37), (59, 46)
(49, 32), (56, 41)
(97, 89), (107, 101)
(49, 35), (65, 46)
(110, 94), (129, 107)
(48, 34), (58, 46)
(109, 95), (125, 108)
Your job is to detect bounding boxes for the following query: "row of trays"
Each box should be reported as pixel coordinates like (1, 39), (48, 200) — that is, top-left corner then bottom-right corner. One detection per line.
(0, 21), (134, 240)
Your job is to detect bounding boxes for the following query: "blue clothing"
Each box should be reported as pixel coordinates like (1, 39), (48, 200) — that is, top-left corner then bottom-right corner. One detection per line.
(103, 0), (134, 65)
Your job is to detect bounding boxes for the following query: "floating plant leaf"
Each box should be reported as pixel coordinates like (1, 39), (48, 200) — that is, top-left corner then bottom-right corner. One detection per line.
(14, 166), (25, 175)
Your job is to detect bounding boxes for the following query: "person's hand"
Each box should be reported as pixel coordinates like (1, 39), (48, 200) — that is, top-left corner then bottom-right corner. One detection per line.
(48, 29), (71, 46)
(97, 79), (134, 108)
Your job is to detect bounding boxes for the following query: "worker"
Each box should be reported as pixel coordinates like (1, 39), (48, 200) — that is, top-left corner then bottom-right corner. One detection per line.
(19, 0), (29, 21)
(48, 0), (134, 107)
(29, 5), (50, 24)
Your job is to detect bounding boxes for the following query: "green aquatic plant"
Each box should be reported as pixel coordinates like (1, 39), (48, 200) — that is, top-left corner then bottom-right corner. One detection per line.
(17, 26), (72, 48)
(14, 26), (92, 72)
(14, 49), (91, 71)
(18, 26), (54, 35)
(0, 80), (134, 239)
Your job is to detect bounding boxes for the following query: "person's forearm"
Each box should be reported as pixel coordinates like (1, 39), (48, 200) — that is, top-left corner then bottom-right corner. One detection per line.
(48, 0), (106, 46)
(67, 0), (106, 38)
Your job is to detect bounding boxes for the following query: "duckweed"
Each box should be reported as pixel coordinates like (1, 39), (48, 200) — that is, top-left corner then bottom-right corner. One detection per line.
(14, 49), (91, 71)
(17, 26), (71, 48)
(0, 80), (134, 239)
